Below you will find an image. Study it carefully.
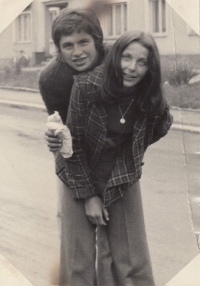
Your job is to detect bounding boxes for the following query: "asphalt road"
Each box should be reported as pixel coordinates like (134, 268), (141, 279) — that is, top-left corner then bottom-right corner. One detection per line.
(0, 105), (199, 286)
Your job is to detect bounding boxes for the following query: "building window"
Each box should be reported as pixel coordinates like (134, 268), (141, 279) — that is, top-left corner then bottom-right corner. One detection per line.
(105, 3), (127, 37)
(150, 0), (166, 34)
(49, 7), (60, 26)
(15, 12), (31, 42)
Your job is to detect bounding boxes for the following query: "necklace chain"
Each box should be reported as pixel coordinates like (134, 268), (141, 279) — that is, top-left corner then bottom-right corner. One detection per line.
(119, 99), (134, 124)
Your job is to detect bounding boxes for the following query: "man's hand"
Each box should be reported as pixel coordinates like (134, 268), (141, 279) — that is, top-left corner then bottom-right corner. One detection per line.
(45, 130), (63, 152)
(85, 196), (109, 226)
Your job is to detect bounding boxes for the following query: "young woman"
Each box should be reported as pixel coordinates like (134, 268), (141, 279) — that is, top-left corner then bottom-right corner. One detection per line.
(62, 30), (173, 286)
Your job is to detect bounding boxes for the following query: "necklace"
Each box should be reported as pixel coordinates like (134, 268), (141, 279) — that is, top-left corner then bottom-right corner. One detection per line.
(118, 99), (134, 124)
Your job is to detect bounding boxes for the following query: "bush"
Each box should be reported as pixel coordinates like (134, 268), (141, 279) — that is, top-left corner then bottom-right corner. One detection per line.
(167, 61), (198, 86)
(164, 82), (200, 109)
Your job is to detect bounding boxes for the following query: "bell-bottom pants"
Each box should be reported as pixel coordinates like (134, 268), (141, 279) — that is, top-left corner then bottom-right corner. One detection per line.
(58, 179), (155, 286)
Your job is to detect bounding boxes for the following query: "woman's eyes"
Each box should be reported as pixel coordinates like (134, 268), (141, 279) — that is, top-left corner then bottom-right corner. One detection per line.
(138, 60), (148, 66)
(121, 54), (131, 61)
(122, 55), (148, 66)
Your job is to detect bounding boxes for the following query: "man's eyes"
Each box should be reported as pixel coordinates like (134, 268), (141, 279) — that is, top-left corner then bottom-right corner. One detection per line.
(63, 43), (73, 49)
(79, 40), (90, 45)
(62, 40), (90, 49)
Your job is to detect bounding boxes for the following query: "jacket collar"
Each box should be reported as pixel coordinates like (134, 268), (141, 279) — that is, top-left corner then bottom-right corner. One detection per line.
(85, 64), (107, 103)
(87, 64), (105, 86)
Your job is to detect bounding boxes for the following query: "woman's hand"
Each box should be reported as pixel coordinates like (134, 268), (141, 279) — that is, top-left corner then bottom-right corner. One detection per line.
(85, 196), (109, 226)
(45, 130), (62, 152)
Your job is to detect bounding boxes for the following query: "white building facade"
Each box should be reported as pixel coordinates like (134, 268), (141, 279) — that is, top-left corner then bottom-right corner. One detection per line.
(0, 0), (199, 66)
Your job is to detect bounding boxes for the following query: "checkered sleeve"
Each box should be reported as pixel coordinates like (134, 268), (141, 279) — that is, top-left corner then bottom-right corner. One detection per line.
(65, 82), (97, 199)
(151, 102), (173, 144)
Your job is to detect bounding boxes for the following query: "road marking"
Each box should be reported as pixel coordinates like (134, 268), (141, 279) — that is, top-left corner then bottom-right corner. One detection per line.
(0, 254), (34, 286)
(165, 254), (200, 286)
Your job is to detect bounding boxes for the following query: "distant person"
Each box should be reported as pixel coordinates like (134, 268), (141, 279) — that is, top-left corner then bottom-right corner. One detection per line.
(64, 30), (173, 286)
(12, 52), (21, 74)
(19, 50), (29, 67)
(12, 50), (29, 74)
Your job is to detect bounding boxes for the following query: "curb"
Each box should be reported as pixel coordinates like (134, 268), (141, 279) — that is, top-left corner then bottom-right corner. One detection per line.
(0, 86), (39, 93)
(0, 86), (200, 113)
(0, 99), (46, 112)
(172, 123), (200, 134)
(171, 106), (200, 113)
(0, 98), (200, 134)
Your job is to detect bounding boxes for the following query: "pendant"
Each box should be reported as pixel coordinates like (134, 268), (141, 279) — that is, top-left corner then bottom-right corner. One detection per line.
(120, 118), (125, 124)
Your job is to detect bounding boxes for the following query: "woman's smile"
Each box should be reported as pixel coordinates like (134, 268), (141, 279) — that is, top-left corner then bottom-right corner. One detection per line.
(123, 73), (137, 79)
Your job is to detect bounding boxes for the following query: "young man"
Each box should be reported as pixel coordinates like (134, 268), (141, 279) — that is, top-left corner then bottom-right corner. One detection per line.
(39, 8), (106, 192)
(39, 8), (115, 286)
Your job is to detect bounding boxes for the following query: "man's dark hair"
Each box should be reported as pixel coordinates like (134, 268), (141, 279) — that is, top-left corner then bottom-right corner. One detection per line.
(52, 8), (104, 57)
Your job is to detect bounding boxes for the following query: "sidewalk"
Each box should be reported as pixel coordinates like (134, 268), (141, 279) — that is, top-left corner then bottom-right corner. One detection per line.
(0, 88), (200, 133)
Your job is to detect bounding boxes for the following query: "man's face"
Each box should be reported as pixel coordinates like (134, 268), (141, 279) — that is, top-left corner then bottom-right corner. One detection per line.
(59, 31), (98, 72)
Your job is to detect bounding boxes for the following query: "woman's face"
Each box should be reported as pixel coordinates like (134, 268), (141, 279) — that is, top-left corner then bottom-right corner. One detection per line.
(120, 42), (149, 88)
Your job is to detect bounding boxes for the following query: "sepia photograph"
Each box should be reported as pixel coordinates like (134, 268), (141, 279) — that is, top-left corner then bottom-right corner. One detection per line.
(0, 0), (200, 285)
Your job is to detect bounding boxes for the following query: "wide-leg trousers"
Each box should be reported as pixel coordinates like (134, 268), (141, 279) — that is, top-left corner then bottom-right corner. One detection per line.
(58, 179), (155, 286)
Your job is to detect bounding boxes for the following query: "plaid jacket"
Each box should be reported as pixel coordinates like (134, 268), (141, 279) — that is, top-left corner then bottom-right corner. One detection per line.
(62, 65), (173, 199)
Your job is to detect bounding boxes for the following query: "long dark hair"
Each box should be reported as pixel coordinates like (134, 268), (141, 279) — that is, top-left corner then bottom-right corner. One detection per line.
(52, 8), (105, 59)
(103, 31), (164, 115)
